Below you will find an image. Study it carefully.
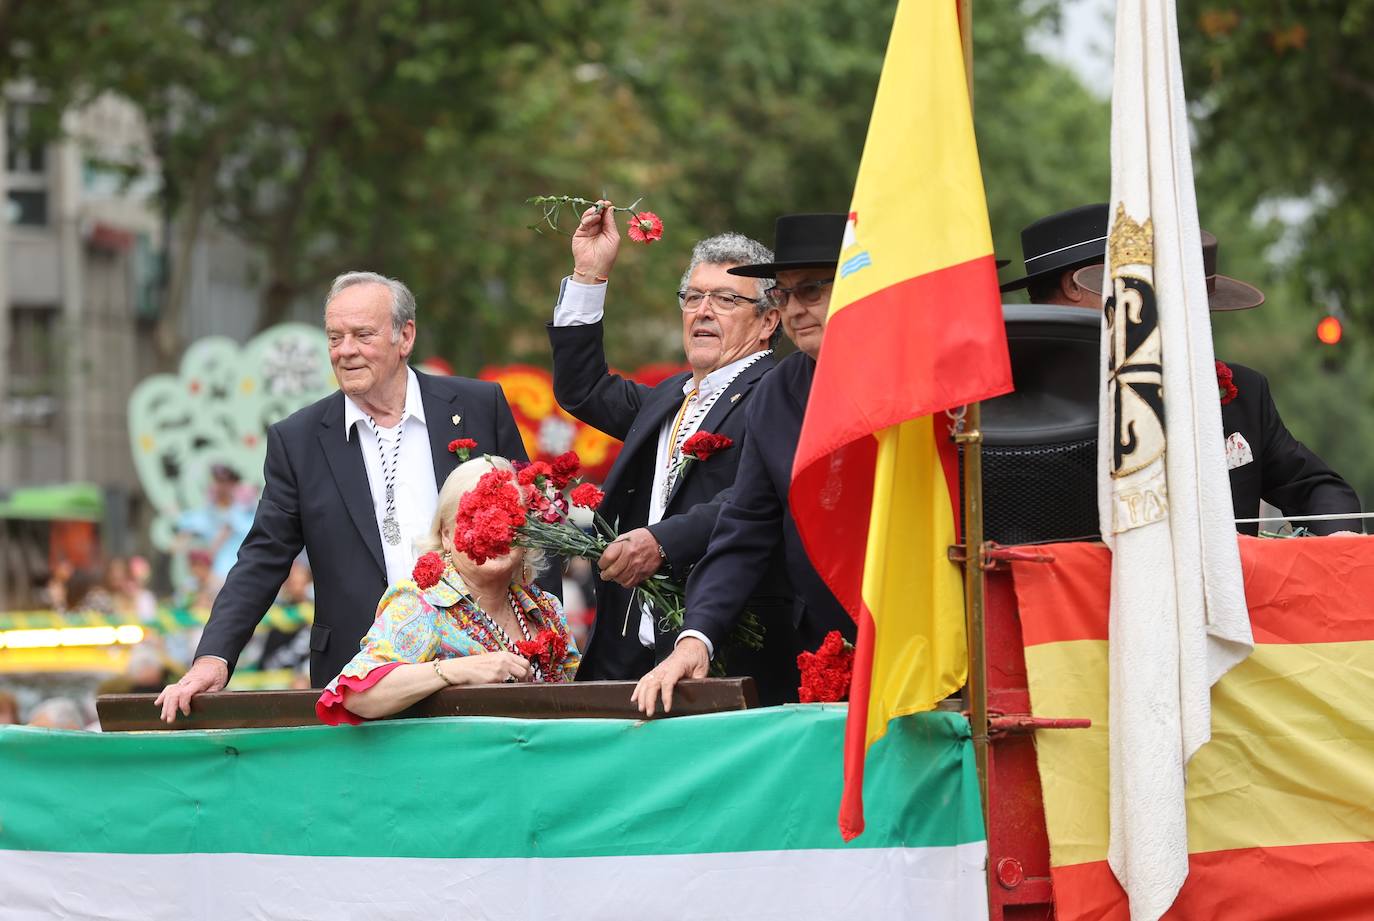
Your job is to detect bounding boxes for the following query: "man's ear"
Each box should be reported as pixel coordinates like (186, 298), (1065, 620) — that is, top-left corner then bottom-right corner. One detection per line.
(1059, 270), (1089, 304)
(760, 307), (781, 344)
(398, 319), (417, 359)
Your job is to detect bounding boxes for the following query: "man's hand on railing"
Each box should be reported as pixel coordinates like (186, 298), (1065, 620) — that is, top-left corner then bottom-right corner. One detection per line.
(631, 636), (710, 718)
(155, 656), (229, 723)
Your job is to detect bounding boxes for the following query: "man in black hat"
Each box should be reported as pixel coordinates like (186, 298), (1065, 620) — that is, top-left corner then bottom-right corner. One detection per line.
(632, 213), (859, 716)
(548, 202), (802, 702)
(1005, 205), (1362, 535)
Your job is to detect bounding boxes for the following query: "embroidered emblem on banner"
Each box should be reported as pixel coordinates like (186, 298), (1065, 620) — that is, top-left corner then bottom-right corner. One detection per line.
(1224, 432), (1254, 470)
(839, 211), (872, 279)
(1106, 204), (1168, 533)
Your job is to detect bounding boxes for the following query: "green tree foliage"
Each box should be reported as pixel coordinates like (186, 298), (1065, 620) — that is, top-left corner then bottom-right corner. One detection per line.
(1180, 0), (1374, 328)
(1177, 2), (1374, 510)
(2, 0), (1112, 370)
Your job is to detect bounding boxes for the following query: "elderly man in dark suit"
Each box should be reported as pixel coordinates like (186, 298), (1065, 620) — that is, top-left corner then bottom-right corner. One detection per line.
(157, 271), (530, 721)
(549, 202), (802, 702)
(1003, 204), (1362, 535)
(633, 213), (858, 716)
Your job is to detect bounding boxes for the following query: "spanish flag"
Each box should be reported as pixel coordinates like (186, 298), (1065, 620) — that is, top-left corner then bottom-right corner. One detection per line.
(1014, 538), (1374, 920)
(790, 0), (1012, 840)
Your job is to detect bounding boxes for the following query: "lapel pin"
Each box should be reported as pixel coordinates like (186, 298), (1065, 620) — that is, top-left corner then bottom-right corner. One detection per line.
(730, 393), (742, 403)
(451, 414), (462, 426)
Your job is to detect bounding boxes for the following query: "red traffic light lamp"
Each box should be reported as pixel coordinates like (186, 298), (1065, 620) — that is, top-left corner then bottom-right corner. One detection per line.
(1316, 315), (1343, 345)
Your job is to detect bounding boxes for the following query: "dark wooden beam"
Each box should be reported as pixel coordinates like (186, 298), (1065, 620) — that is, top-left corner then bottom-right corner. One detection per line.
(97, 678), (758, 732)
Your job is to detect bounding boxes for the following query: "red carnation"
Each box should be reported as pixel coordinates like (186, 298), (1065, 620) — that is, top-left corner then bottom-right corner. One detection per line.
(570, 482), (605, 510)
(1216, 360), (1238, 406)
(680, 431), (734, 462)
(453, 469), (526, 564)
(448, 438), (478, 460)
(550, 451), (581, 488)
(517, 461), (553, 486)
(412, 551), (446, 589)
(514, 628), (569, 682)
(797, 630), (855, 703)
(626, 211), (664, 244)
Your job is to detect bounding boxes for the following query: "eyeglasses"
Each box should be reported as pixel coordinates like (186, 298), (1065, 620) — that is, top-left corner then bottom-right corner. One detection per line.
(765, 278), (834, 308)
(677, 289), (761, 312)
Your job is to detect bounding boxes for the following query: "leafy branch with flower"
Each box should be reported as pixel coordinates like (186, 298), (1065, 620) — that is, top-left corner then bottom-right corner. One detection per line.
(526, 195), (663, 244)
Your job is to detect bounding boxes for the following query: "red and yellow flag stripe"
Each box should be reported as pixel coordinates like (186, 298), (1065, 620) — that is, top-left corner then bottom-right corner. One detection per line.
(1012, 538), (1374, 919)
(789, 0), (1011, 840)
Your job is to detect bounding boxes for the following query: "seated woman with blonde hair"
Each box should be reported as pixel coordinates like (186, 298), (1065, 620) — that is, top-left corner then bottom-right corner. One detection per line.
(317, 457), (579, 725)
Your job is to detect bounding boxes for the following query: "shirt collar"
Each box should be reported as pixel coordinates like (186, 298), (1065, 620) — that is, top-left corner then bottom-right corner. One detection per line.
(684, 349), (771, 401)
(344, 366), (426, 440)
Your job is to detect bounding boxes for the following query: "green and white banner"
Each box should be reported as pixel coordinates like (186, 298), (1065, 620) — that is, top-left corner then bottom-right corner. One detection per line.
(0, 706), (986, 920)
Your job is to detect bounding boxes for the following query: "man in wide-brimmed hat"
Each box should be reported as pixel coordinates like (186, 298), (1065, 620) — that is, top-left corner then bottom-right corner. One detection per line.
(633, 213), (859, 716)
(1006, 204), (1362, 535)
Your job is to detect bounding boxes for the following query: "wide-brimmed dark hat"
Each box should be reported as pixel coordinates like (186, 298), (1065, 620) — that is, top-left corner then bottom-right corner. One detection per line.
(1072, 230), (1265, 311)
(1000, 203), (1110, 292)
(728, 213), (846, 278)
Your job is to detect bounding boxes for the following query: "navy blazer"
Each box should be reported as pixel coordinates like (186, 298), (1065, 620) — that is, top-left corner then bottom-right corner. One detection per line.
(1222, 362), (1362, 535)
(685, 352), (856, 671)
(548, 321), (796, 700)
(196, 370), (530, 685)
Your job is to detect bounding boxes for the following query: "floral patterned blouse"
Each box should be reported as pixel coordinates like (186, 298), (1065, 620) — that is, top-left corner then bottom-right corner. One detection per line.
(316, 565), (580, 725)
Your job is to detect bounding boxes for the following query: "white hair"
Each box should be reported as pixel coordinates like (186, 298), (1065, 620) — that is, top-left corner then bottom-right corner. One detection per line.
(417, 456), (545, 584)
(326, 271), (417, 340)
(27, 697), (85, 730)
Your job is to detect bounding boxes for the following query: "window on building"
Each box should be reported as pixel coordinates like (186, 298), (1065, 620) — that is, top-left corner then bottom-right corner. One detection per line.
(5, 102), (50, 228)
(6, 306), (61, 424)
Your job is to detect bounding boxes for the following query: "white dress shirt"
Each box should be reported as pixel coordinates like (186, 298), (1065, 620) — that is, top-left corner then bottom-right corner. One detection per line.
(343, 367), (439, 587)
(554, 277), (767, 653)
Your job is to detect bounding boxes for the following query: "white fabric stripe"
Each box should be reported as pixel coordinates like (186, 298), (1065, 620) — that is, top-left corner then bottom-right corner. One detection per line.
(0, 843), (988, 921)
(1023, 234), (1109, 267)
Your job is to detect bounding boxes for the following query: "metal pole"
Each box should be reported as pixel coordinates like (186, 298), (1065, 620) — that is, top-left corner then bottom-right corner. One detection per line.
(956, 0), (992, 836)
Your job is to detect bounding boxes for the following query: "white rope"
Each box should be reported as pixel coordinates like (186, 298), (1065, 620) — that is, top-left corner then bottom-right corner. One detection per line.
(1233, 511), (1374, 524)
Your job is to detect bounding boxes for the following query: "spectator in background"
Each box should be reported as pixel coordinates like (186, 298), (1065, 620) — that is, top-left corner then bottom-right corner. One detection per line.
(40, 560), (74, 611)
(126, 556), (158, 623)
(99, 645), (179, 696)
(176, 464), (257, 582)
(0, 691), (19, 725)
(27, 698), (85, 730)
(182, 550), (222, 609)
(256, 558), (314, 673)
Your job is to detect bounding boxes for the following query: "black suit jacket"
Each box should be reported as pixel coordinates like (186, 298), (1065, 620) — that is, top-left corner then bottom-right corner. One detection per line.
(684, 352), (856, 681)
(548, 321), (796, 701)
(681, 351), (851, 692)
(196, 370), (530, 685)
(1222, 362), (1362, 535)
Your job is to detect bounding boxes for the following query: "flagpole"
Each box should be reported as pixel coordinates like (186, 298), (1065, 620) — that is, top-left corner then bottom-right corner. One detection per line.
(955, 0), (992, 838)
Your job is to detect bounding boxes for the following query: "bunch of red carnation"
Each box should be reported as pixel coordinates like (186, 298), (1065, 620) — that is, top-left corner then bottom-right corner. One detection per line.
(412, 551), (447, 589)
(1215, 360), (1239, 406)
(680, 431), (733, 462)
(797, 630), (855, 703)
(514, 628), (569, 682)
(452, 469), (526, 564)
(448, 438), (478, 460)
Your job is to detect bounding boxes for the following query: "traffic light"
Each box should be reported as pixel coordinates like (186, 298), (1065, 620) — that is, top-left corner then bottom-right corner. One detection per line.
(1316, 315), (1343, 345)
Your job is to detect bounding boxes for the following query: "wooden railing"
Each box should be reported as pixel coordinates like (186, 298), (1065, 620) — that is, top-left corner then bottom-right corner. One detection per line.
(96, 678), (758, 731)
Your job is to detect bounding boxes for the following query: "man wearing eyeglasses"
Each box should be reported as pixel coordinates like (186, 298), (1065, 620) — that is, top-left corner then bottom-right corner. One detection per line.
(633, 212), (858, 717)
(548, 201), (800, 701)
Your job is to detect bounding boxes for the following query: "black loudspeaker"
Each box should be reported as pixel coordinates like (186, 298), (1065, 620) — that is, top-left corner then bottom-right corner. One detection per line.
(962, 304), (1102, 545)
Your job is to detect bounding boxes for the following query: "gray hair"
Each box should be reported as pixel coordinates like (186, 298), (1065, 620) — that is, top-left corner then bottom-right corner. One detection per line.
(326, 271), (417, 340)
(27, 697), (85, 730)
(679, 233), (780, 347)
